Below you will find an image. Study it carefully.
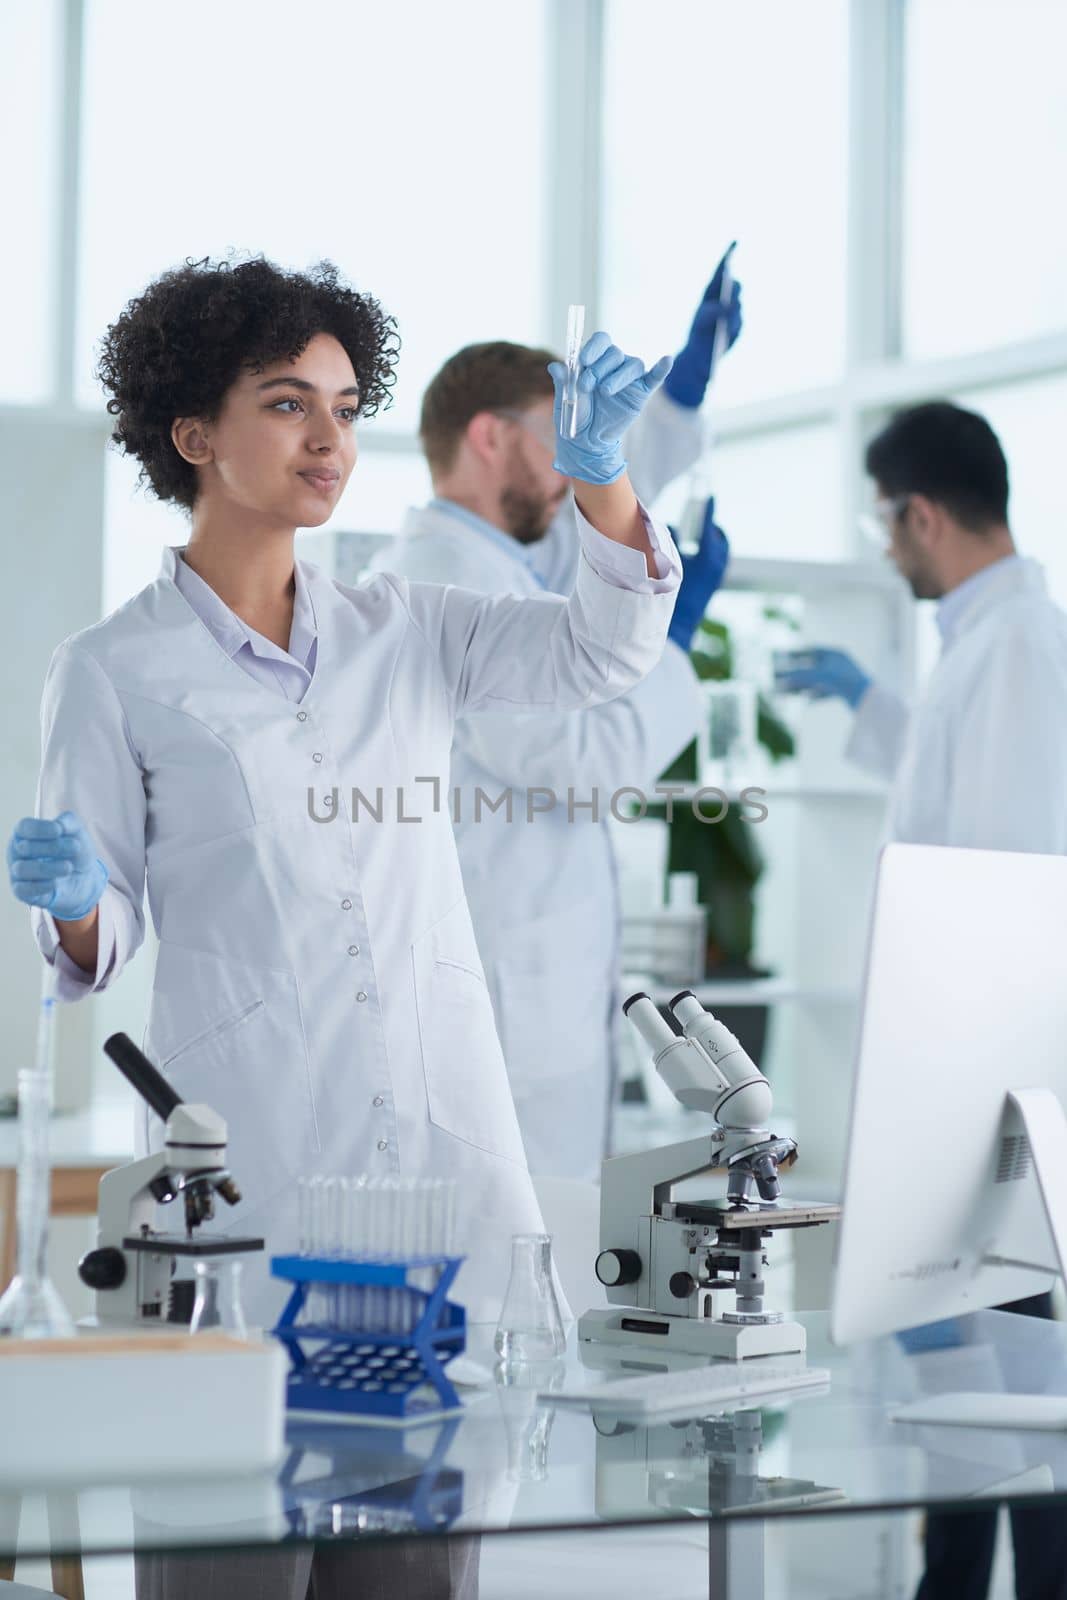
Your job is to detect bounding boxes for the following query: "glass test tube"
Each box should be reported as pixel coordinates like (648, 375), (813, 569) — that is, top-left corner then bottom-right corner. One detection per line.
(562, 304), (585, 439)
(294, 1172), (459, 1335)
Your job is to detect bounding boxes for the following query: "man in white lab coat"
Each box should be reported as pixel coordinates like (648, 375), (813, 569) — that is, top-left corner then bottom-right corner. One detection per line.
(779, 398), (1067, 1600)
(370, 287), (739, 1179)
(778, 399), (1067, 854)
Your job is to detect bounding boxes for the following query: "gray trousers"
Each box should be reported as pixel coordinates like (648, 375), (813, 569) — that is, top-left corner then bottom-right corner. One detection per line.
(134, 1535), (479, 1600)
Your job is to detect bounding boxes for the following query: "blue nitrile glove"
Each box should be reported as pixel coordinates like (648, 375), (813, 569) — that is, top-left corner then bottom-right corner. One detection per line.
(548, 332), (673, 485)
(667, 498), (730, 651)
(775, 648), (872, 709)
(894, 1319), (964, 1356)
(6, 811), (109, 920)
(663, 243), (745, 409)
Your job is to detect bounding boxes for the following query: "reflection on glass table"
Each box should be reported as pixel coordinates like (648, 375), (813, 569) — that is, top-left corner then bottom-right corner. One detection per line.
(3, 1311), (1067, 1571)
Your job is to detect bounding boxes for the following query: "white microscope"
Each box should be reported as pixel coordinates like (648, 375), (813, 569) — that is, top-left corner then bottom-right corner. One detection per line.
(78, 1032), (263, 1327)
(580, 991), (839, 1359)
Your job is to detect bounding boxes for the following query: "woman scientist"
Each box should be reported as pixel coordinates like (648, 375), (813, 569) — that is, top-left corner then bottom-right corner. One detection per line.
(5, 255), (681, 1332)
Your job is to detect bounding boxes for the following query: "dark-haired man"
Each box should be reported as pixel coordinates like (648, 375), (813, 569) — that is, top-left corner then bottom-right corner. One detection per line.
(779, 399), (1067, 853)
(781, 401), (1067, 1600)
(369, 270), (740, 1180)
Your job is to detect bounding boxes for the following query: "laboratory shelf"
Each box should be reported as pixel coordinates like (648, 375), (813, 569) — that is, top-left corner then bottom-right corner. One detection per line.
(723, 556), (906, 594)
(627, 783), (889, 805)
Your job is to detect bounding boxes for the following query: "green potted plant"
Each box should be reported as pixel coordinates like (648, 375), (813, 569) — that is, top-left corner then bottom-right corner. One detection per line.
(645, 610), (796, 1061)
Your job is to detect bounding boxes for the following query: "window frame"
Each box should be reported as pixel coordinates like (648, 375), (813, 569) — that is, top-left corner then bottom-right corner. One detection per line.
(10, 0), (1067, 554)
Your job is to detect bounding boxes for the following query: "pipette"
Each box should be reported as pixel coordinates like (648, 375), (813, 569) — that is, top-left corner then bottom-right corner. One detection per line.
(561, 303), (586, 439)
(707, 249), (735, 387)
(36, 962), (57, 1092)
(679, 243), (736, 555)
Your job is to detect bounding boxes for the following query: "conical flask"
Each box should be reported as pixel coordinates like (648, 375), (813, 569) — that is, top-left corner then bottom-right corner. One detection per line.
(494, 1233), (566, 1364)
(188, 1258), (249, 1338)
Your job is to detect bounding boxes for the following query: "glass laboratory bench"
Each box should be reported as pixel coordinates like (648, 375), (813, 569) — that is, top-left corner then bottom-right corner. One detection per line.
(2, 1309), (1067, 1600)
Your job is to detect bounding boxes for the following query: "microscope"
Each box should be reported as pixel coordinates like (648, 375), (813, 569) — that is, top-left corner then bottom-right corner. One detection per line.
(78, 1032), (263, 1327)
(580, 991), (839, 1359)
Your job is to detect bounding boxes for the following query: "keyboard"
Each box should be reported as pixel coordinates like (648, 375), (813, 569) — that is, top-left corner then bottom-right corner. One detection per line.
(541, 1361), (831, 1419)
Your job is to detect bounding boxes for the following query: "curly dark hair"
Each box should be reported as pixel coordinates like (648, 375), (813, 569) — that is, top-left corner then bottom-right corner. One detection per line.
(96, 254), (400, 512)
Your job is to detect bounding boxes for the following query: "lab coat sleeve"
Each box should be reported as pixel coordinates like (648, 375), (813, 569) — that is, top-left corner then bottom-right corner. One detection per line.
(942, 627), (1067, 852)
(844, 683), (912, 782)
(29, 641), (148, 1000)
(624, 385), (706, 508)
(396, 499), (681, 717)
(453, 642), (703, 795)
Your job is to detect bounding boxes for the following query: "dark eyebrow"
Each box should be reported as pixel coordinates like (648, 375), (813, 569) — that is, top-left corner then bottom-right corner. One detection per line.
(256, 377), (360, 397)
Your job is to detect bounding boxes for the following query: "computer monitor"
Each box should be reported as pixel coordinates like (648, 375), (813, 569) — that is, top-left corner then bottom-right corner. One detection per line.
(831, 842), (1067, 1346)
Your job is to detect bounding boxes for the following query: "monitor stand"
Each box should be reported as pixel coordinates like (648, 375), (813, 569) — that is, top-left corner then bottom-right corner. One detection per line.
(893, 1087), (1067, 1433)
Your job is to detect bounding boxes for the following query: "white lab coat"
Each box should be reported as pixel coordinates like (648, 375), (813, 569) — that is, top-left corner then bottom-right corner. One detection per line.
(368, 391), (705, 1179)
(846, 558), (1067, 850)
(30, 529), (679, 1327)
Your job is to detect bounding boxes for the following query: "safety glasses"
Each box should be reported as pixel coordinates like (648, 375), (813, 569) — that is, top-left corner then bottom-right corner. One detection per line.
(492, 407), (557, 453)
(858, 494), (910, 552)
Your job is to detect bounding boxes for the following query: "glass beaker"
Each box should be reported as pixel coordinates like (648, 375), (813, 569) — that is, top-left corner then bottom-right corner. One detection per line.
(188, 1258), (248, 1338)
(494, 1234), (566, 1365)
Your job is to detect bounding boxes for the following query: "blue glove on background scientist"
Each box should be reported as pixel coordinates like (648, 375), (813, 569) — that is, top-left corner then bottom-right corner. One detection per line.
(667, 498), (731, 652)
(661, 244), (741, 648)
(775, 647), (872, 708)
(663, 243), (743, 410)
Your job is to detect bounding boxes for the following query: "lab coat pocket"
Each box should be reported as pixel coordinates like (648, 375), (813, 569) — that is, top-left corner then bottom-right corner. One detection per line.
(145, 941), (321, 1216)
(159, 999), (266, 1071)
(412, 901), (526, 1164)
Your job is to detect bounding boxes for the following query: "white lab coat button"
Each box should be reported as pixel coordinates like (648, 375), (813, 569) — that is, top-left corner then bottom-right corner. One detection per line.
(312, 752), (323, 763)
(372, 1095), (384, 1108)
(356, 991), (368, 1002)
(347, 945), (360, 956)
(377, 1139), (388, 1152)
(341, 899), (352, 910)
(297, 711), (308, 721)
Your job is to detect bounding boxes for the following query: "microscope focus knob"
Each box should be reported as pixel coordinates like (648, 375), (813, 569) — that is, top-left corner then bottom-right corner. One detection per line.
(595, 1248), (642, 1287)
(78, 1246), (127, 1291)
(669, 1271), (697, 1300)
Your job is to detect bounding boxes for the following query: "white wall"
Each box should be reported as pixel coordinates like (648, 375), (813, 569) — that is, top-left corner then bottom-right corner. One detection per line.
(0, 411), (110, 1109)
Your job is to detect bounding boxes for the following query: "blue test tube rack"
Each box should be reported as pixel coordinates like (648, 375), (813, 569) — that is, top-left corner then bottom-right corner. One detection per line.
(270, 1254), (466, 1421)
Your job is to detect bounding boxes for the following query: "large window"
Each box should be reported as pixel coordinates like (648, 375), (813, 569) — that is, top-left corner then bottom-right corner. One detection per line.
(77, 0), (549, 430)
(600, 0), (849, 409)
(0, 1), (61, 403)
(903, 0), (1067, 360)
(650, 422), (844, 561)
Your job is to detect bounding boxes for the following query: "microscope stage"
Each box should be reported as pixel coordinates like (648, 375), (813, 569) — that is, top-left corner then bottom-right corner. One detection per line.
(675, 1199), (841, 1231)
(122, 1234), (265, 1256)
